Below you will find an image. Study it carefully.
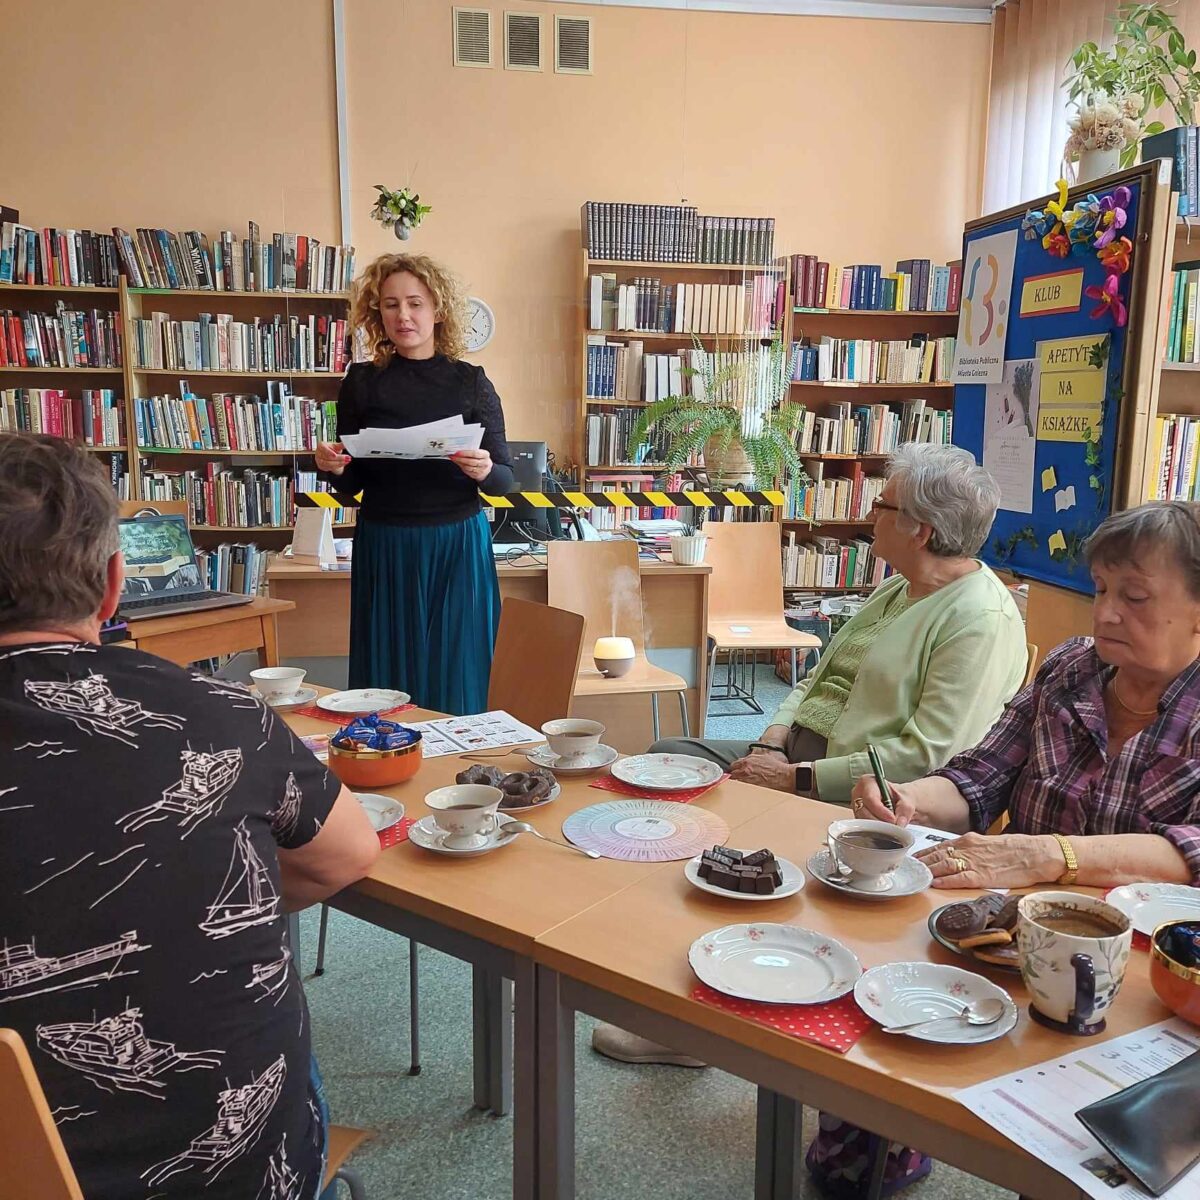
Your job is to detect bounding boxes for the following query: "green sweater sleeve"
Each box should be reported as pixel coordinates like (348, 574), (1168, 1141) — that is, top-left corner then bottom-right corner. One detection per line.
(812, 609), (1017, 803)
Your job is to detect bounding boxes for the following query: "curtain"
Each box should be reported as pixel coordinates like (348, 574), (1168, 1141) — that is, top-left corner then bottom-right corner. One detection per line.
(983, 0), (1200, 215)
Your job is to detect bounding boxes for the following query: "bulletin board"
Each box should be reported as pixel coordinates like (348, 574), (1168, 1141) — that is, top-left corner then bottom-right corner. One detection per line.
(950, 163), (1168, 595)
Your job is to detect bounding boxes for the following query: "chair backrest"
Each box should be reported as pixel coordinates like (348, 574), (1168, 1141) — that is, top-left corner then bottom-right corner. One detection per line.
(487, 598), (586, 728)
(0, 1029), (84, 1200)
(702, 521), (786, 623)
(117, 499), (190, 525)
(1023, 642), (1040, 689)
(546, 540), (647, 656)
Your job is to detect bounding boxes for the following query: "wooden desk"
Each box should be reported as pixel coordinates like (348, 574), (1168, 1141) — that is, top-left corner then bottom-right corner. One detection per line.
(123, 596), (294, 668)
(533, 799), (1173, 1200)
(268, 557), (711, 748)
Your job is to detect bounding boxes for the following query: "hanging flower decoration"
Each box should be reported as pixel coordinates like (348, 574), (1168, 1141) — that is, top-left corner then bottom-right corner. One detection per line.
(1085, 273), (1127, 326)
(1046, 231), (1072, 258)
(1098, 236), (1133, 276)
(1021, 207), (1053, 242)
(1094, 186), (1131, 248)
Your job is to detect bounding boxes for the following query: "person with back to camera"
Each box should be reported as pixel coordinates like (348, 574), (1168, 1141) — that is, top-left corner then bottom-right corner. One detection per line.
(315, 253), (513, 715)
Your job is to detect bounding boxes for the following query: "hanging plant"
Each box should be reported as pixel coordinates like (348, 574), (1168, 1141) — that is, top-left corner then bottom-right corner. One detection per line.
(992, 526), (1039, 565)
(370, 185), (432, 240)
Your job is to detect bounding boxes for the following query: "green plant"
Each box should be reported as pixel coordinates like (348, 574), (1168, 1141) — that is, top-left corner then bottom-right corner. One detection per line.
(992, 526), (1039, 565)
(1082, 337), (1112, 506)
(625, 334), (808, 488)
(369, 185), (432, 234)
(1064, 4), (1200, 165)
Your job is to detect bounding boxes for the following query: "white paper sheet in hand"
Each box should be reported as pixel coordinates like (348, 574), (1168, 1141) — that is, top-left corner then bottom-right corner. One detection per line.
(341, 416), (485, 460)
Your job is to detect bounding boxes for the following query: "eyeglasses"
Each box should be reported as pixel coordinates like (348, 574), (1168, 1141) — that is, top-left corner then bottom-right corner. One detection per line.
(870, 499), (902, 515)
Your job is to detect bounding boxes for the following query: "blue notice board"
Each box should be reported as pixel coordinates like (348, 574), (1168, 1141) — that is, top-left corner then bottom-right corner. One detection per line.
(951, 175), (1143, 595)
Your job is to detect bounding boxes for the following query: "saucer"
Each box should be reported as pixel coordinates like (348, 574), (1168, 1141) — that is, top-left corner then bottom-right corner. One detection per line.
(355, 793), (405, 832)
(316, 688), (411, 715)
(806, 847), (932, 900)
(1106, 882), (1200, 938)
(408, 813), (517, 857)
(259, 685), (319, 709)
(612, 753), (724, 791)
(525, 744), (619, 775)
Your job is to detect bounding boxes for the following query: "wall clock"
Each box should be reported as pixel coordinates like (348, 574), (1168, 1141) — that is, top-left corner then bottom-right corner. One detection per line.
(466, 296), (496, 352)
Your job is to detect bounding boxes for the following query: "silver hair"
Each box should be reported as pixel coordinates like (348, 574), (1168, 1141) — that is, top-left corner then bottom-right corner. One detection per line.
(1085, 501), (1200, 598)
(885, 443), (1000, 559)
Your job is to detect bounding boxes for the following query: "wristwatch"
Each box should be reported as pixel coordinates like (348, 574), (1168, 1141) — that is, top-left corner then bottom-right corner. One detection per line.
(793, 763), (814, 794)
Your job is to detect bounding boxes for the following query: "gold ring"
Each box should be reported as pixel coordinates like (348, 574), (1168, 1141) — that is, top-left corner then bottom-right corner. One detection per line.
(950, 853), (970, 874)
(851, 797), (864, 812)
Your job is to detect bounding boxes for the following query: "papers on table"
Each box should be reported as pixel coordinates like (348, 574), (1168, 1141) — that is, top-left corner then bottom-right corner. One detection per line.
(904, 823), (960, 857)
(406, 710), (543, 759)
(341, 415), (484, 460)
(956, 1019), (1200, 1200)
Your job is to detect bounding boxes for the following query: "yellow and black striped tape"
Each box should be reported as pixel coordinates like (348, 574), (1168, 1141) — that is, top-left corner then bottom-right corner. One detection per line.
(296, 489), (787, 511)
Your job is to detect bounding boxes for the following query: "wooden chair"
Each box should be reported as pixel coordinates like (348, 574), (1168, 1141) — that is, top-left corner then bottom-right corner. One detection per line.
(487, 598), (587, 730)
(1023, 641), (1040, 689)
(323, 1125), (372, 1198)
(546, 539), (690, 740)
(0, 1028), (84, 1200)
(701, 522), (822, 716)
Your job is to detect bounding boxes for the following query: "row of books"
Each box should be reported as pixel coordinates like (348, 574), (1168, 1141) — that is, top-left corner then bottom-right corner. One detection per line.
(782, 532), (893, 591)
(791, 335), (956, 384)
(1147, 413), (1200, 502)
(0, 306), (123, 368)
(796, 400), (953, 457)
(582, 202), (777, 264)
(138, 462), (356, 528)
(1162, 262), (1200, 363)
(0, 224), (121, 288)
(578, 474), (687, 529)
(584, 407), (677, 467)
(0, 388), (125, 445)
(130, 312), (351, 374)
(133, 386), (338, 453)
(787, 462), (885, 523)
(586, 343), (783, 408)
(195, 543), (267, 596)
(107, 450), (133, 499)
(1141, 127), (1200, 218)
(587, 273), (780, 336)
(791, 255), (961, 313)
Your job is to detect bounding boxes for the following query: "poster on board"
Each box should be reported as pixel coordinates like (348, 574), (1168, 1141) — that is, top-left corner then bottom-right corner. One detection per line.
(953, 228), (1018, 384)
(983, 358), (1040, 513)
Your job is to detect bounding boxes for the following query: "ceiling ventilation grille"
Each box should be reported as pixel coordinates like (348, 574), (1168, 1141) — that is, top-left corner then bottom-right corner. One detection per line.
(453, 8), (492, 68)
(555, 15), (592, 74)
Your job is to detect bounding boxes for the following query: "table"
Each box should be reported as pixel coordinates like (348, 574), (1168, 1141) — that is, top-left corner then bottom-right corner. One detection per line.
(122, 596), (294, 667)
(532, 800), (1173, 1200)
(283, 694), (783, 1199)
(267, 557), (711, 747)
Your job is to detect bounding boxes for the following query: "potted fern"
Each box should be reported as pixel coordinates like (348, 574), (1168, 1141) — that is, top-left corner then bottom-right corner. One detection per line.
(626, 334), (806, 488)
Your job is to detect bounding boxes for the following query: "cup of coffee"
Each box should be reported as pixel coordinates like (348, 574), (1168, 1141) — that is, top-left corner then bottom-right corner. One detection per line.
(826, 818), (914, 888)
(424, 785), (503, 850)
(1017, 892), (1133, 1035)
(250, 666), (306, 703)
(541, 718), (605, 762)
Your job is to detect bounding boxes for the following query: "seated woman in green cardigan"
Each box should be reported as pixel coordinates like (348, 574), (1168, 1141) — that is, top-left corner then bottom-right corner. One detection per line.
(648, 440), (1029, 805)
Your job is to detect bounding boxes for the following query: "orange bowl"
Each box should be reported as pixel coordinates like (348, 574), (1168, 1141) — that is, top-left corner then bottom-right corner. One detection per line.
(328, 737), (422, 789)
(1150, 920), (1200, 1027)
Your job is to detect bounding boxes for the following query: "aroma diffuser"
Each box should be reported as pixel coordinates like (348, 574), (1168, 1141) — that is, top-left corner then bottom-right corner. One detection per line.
(593, 636), (635, 678)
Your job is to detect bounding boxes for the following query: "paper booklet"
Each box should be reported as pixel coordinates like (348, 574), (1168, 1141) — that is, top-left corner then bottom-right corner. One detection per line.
(956, 1019), (1200, 1200)
(340, 415), (484, 460)
(406, 711), (543, 759)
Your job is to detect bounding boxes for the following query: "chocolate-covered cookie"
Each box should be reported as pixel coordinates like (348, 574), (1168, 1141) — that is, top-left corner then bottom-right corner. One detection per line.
(498, 771), (552, 807)
(990, 896), (1021, 933)
(935, 894), (1005, 941)
(455, 764), (506, 788)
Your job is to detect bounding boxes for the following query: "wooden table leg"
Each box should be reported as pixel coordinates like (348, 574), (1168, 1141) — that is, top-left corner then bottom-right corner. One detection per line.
(258, 613), (280, 668)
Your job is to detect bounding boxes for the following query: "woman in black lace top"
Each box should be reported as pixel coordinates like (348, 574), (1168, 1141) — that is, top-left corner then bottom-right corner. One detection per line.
(316, 254), (512, 713)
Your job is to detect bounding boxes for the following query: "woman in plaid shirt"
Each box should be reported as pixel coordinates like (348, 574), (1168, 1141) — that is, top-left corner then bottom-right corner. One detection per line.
(855, 501), (1200, 889)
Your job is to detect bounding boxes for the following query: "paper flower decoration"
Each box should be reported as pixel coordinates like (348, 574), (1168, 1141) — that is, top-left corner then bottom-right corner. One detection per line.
(1021, 207), (1053, 242)
(1046, 232), (1071, 258)
(1086, 273), (1127, 326)
(1094, 186), (1131, 249)
(1098, 236), (1133, 276)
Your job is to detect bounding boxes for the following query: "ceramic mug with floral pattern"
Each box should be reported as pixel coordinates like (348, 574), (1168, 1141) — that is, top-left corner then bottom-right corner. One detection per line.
(1017, 892), (1132, 1035)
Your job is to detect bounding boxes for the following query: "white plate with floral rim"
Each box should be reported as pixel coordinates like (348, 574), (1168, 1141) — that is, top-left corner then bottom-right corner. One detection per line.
(611, 753), (724, 791)
(408, 813), (517, 857)
(316, 688), (411, 715)
(1107, 883), (1200, 938)
(684, 852), (806, 901)
(806, 847), (932, 900)
(355, 793), (406, 833)
(525, 744), (619, 775)
(688, 923), (861, 1004)
(854, 962), (1018, 1045)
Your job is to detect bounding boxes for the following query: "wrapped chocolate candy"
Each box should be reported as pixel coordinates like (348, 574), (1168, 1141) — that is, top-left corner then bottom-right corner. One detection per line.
(1160, 922), (1200, 969)
(331, 714), (421, 752)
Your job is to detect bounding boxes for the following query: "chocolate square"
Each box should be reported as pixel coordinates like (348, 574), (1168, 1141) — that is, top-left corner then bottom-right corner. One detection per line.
(741, 849), (773, 867)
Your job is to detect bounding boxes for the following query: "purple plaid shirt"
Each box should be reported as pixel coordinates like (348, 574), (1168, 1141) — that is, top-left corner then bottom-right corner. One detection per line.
(935, 637), (1200, 882)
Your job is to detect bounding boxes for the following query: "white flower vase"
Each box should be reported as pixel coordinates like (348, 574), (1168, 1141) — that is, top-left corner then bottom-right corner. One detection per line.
(1077, 146), (1121, 184)
(394, 224), (411, 241)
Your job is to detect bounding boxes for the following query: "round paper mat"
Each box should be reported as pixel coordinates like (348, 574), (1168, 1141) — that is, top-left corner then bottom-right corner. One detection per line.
(561, 800), (729, 862)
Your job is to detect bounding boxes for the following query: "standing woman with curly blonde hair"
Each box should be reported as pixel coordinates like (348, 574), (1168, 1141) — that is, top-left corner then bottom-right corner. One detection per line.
(315, 254), (513, 714)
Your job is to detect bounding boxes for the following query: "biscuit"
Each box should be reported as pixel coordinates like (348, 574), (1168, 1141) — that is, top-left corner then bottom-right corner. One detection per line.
(990, 896), (1021, 933)
(958, 929), (1013, 949)
(935, 893), (1006, 941)
(972, 943), (1021, 966)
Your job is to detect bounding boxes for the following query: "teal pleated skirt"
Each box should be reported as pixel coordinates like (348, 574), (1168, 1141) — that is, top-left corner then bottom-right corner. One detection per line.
(349, 512), (500, 715)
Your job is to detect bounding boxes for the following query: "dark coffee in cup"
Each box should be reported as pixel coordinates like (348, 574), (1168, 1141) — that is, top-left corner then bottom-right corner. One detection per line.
(1035, 907), (1125, 939)
(837, 830), (907, 852)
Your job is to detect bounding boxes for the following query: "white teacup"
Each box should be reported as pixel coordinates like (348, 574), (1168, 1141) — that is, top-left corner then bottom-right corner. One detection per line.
(826, 818), (914, 888)
(424, 785), (502, 850)
(250, 666), (306, 702)
(541, 718), (605, 762)
(1017, 892), (1133, 1034)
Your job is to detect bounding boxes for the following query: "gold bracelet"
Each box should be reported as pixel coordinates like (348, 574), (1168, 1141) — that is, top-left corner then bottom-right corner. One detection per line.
(1052, 833), (1078, 886)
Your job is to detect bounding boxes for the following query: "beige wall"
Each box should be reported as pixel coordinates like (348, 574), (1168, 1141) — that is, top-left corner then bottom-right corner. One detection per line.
(5, 0), (991, 464)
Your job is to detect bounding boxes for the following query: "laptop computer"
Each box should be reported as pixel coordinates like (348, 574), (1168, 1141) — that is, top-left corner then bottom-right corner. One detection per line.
(118, 514), (255, 620)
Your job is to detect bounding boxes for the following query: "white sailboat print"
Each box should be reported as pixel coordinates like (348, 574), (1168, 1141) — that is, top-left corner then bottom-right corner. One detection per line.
(143, 1055), (286, 1186)
(36, 1006), (221, 1098)
(118, 747), (243, 837)
(256, 1133), (302, 1200)
(24, 673), (184, 745)
(270, 773), (302, 842)
(0, 930), (148, 1005)
(246, 944), (292, 1007)
(200, 821), (281, 940)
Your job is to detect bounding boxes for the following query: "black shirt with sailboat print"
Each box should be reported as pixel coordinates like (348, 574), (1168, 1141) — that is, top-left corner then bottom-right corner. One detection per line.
(0, 642), (341, 1200)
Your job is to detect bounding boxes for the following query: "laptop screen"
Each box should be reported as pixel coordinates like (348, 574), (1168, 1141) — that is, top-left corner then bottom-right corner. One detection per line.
(118, 515), (204, 598)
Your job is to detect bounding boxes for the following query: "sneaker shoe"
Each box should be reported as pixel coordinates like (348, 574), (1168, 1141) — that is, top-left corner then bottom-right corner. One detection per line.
(590, 1022), (707, 1067)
